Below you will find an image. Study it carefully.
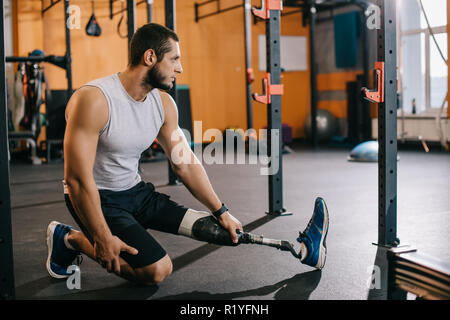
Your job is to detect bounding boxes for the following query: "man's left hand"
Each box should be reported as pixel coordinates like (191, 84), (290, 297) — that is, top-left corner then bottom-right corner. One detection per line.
(218, 212), (243, 244)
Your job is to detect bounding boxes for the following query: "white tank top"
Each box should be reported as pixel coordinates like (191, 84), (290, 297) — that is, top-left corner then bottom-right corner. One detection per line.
(82, 73), (165, 191)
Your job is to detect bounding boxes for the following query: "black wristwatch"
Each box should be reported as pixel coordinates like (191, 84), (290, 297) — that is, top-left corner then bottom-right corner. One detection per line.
(212, 203), (228, 219)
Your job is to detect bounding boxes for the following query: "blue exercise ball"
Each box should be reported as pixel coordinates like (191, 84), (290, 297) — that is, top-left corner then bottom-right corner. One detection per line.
(348, 141), (378, 162)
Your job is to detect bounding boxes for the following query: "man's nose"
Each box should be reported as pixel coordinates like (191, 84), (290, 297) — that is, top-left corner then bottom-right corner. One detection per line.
(176, 63), (183, 74)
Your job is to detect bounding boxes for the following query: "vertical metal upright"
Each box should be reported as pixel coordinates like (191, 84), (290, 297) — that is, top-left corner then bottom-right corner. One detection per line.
(377, 0), (398, 247)
(308, 0), (318, 149)
(127, 0), (136, 45)
(0, 2), (15, 300)
(252, 1), (289, 216)
(360, 6), (371, 141)
(64, 0), (73, 96)
(266, 5), (284, 215)
(363, 0), (412, 300)
(244, 0), (253, 130)
(165, 0), (180, 185)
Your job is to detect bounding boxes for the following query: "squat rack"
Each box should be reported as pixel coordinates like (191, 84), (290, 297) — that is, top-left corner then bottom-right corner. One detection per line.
(195, 0), (288, 216)
(1, 0), (448, 300)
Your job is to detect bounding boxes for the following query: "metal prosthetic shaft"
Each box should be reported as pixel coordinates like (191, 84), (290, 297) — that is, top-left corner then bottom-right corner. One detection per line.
(237, 230), (300, 259)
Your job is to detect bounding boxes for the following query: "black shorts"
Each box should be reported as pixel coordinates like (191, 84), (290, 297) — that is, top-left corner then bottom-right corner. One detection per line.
(64, 181), (188, 268)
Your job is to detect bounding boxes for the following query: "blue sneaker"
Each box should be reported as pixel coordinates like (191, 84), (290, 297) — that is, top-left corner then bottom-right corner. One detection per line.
(297, 197), (329, 269)
(46, 221), (82, 279)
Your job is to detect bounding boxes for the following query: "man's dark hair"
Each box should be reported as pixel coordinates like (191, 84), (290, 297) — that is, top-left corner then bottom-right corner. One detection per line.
(129, 23), (179, 66)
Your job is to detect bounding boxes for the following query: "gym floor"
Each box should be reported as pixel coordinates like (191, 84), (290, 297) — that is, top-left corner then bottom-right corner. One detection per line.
(10, 143), (450, 300)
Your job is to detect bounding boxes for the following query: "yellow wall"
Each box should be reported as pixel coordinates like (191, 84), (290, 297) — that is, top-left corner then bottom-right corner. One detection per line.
(14, 0), (312, 141)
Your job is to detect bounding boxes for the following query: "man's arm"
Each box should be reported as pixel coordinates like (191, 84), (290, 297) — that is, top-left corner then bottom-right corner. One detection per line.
(64, 87), (137, 273)
(156, 92), (243, 242)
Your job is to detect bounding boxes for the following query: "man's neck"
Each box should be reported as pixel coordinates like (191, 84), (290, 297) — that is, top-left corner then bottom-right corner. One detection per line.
(118, 67), (153, 102)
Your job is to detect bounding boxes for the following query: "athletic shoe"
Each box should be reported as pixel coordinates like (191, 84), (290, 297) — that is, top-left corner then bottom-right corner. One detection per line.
(46, 221), (82, 279)
(297, 197), (329, 269)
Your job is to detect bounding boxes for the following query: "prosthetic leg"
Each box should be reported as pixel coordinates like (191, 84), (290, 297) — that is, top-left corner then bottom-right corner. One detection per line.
(178, 209), (300, 259)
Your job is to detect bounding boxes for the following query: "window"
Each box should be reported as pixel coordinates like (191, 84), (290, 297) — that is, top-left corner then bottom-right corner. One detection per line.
(399, 0), (447, 114)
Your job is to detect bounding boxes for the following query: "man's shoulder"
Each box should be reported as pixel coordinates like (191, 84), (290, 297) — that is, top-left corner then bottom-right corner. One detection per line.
(66, 86), (108, 123)
(72, 85), (107, 104)
(158, 90), (177, 109)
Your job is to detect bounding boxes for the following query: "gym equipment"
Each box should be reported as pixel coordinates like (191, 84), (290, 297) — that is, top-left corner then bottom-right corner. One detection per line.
(251, 0), (289, 216)
(86, 0), (102, 37)
(360, 0), (449, 300)
(304, 109), (338, 142)
(195, 0), (289, 216)
(391, 250), (450, 300)
(348, 140), (378, 162)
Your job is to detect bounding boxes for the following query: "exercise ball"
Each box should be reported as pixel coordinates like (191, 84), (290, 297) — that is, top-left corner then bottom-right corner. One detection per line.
(348, 140), (400, 162)
(304, 109), (338, 142)
(348, 140), (378, 162)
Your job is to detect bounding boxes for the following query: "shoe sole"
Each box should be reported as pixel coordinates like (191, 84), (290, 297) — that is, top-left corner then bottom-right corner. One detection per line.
(46, 221), (69, 279)
(315, 198), (329, 270)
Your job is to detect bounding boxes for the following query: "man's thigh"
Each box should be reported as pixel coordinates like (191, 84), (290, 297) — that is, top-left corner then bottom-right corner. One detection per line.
(64, 193), (167, 269)
(133, 182), (189, 234)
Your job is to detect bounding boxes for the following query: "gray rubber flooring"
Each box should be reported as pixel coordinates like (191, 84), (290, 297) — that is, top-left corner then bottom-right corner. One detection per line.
(9, 145), (450, 300)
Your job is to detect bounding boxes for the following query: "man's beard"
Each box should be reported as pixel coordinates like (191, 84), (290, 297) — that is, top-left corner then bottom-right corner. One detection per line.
(143, 63), (173, 91)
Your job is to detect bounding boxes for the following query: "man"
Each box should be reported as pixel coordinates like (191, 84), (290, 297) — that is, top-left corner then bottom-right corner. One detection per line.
(46, 23), (329, 286)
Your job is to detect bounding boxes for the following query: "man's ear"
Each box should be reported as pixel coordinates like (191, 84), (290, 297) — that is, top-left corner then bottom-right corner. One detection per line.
(144, 49), (157, 66)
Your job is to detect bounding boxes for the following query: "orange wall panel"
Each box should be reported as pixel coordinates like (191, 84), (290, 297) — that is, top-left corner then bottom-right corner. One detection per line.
(16, 0), (312, 140)
(317, 71), (363, 91)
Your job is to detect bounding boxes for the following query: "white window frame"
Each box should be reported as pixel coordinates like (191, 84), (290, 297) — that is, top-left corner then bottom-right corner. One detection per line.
(398, 23), (447, 117)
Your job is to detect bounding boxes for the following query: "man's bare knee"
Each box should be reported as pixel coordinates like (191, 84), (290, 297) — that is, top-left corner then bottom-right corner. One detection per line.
(135, 254), (172, 285)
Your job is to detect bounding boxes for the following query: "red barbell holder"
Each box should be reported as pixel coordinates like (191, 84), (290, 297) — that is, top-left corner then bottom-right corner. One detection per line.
(252, 73), (284, 105)
(251, 0), (283, 20)
(362, 61), (384, 103)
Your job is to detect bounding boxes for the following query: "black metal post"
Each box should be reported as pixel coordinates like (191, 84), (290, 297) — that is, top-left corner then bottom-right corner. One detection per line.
(127, 0), (136, 45)
(165, 0), (179, 185)
(244, 0), (253, 130)
(64, 0), (73, 96)
(309, 0), (318, 149)
(360, 5), (371, 141)
(165, 0), (176, 31)
(0, 2), (16, 300)
(266, 7), (286, 216)
(377, 0), (398, 247)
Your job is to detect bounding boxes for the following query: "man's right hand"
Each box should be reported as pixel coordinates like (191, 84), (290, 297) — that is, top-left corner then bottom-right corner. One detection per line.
(93, 236), (138, 274)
